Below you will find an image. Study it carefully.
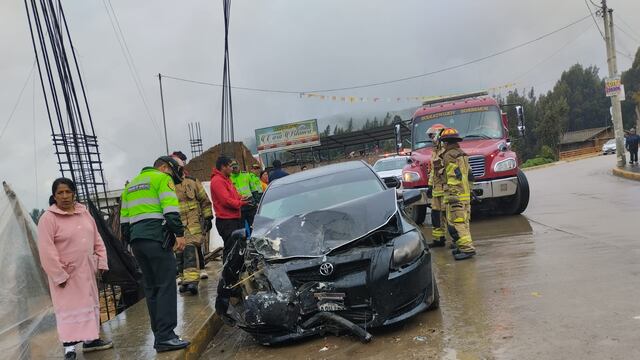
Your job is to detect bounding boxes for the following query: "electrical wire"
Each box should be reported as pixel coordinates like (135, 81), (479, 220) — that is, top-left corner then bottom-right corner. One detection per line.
(164, 14), (591, 94)
(614, 24), (640, 45)
(617, 15), (640, 42)
(0, 61), (36, 142)
(584, 0), (605, 41)
(101, 0), (163, 138)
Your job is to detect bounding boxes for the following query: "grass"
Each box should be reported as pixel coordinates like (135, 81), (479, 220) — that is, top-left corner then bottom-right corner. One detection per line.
(521, 157), (555, 168)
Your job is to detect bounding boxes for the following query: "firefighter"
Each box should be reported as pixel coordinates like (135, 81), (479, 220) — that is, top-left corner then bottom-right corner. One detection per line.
(229, 160), (260, 228)
(426, 124), (447, 248)
(439, 128), (476, 260)
(171, 157), (213, 295)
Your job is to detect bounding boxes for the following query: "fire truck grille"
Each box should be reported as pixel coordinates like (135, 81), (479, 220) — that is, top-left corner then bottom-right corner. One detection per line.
(468, 155), (485, 178)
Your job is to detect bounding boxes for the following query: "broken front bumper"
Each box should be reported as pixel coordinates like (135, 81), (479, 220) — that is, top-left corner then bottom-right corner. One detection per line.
(236, 247), (435, 345)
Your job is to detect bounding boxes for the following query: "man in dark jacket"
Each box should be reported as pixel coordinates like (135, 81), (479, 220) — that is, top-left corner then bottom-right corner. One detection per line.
(626, 128), (640, 165)
(210, 155), (248, 321)
(268, 159), (289, 181)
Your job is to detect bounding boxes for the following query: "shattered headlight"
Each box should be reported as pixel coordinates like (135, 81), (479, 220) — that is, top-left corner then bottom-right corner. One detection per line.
(493, 158), (517, 172)
(391, 230), (425, 270)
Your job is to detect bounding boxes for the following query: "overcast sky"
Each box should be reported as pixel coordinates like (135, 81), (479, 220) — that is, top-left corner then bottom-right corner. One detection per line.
(1, 0), (639, 210)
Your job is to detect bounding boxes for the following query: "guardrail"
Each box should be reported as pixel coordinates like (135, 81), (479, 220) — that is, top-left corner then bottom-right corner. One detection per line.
(559, 147), (599, 160)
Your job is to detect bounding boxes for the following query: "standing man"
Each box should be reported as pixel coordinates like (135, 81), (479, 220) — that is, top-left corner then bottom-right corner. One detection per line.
(171, 156), (213, 295)
(625, 129), (639, 165)
(439, 128), (476, 261)
(120, 156), (190, 352)
(425, 124), (447, 248)
(210, 156), (248, 319)
(229, 160), (260, 228)
(171, 151), (211, 280)
(268, 159), (289, 181)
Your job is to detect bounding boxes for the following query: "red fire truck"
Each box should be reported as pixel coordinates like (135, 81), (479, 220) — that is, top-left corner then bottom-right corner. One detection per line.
(401, 91), (529, 224)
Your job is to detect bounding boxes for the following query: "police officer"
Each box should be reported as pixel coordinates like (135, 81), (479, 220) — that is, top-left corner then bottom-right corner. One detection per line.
(171, 156), (213, 295)
(426, 124), (447, 248)
(229, 160), (261, 228)
(439, 128), (476, 260)
(120, 156), (190, 352)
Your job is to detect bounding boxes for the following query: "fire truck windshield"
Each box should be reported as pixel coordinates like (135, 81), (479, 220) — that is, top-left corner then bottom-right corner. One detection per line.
(412, 106), (504, 150)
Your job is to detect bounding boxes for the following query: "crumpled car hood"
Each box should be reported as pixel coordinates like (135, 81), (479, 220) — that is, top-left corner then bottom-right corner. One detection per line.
(251, 189), (398, 260)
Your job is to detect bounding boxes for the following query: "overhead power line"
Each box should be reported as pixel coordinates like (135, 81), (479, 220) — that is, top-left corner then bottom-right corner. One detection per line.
(584, 0), (605, 41)
(101, 0), (163, 138)
(0, 61), (36, 142)
(616, 15), (640, 42)
(614, 24), (640, 45)
(164, 14), (591, 94)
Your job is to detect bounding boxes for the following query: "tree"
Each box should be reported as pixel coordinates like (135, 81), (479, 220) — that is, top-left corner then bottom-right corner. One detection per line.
(322, 125), (331, 137)
(30, 208), (44, 224)
(347, 118), (354, 133)
(621, 47), (640, 130)
(535, 92), (569, 159)
(553, 64), (609, 131)
(333, 125), (338, 135)
(382, 112), (391, 126)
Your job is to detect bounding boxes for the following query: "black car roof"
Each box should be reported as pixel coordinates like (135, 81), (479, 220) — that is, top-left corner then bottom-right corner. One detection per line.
(269, 161), (372, 188)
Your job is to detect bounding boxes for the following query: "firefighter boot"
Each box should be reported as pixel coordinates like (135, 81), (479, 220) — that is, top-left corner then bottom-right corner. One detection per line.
(179, 284), (189, 293)
(187, 283), (198, 295)
(453, 250), (476, 261)
(429, 237), (446, 248)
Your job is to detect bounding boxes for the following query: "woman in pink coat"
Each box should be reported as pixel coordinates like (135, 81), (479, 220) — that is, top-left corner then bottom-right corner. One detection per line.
(37, 178), (113, 359)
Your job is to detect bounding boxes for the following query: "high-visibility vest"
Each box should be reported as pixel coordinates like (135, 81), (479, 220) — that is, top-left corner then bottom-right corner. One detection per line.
(230, 172), (253, 198)
(120, 167), (180, 225)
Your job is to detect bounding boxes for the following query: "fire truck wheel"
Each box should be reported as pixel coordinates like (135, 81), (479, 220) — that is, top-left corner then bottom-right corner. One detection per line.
(502, 170), (530, 215)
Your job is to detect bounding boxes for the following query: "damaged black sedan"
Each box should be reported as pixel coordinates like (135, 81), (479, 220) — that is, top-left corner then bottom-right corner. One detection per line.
(217, 161), (438, 345)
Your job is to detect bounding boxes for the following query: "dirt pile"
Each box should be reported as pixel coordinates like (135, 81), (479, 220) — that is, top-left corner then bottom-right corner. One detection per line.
(186, 142), (259, 182)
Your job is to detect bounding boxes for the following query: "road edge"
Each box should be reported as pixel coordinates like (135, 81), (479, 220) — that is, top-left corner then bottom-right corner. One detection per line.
(612, 167), (640, 181)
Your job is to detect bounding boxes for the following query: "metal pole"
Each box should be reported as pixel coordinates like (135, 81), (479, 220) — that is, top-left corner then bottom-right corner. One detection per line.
(602, 1), (626, 167)
(158, 73), (169, 155)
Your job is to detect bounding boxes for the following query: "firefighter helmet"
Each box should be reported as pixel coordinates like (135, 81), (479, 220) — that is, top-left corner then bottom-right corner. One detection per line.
(426, 123), (445, 139)
(439, 127), (463, 142)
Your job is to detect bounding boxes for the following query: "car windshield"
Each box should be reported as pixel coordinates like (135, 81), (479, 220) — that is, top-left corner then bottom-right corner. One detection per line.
(259, 167), (385, 221)
(373, 158), (407, 172)
(413, 105), (504, 150)
(606, 139), (616, 145)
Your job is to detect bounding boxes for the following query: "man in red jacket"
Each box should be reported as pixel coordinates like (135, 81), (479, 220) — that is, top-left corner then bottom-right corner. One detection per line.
(210, 155), (248, 261)
(210, 155), (248, 322)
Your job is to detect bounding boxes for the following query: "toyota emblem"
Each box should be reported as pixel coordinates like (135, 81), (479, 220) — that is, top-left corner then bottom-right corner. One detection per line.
(319, 262), (334, 276)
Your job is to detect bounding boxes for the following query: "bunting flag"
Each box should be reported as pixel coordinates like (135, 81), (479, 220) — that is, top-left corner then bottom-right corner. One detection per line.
(300, 82), (517, 104)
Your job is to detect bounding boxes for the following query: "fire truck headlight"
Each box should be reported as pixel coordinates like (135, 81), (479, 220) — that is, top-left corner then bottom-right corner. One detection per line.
(494, 158), (517, 172)
(403, 171), (421, 182)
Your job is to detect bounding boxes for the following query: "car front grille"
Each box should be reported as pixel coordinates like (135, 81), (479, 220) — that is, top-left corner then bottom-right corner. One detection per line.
(287, 260), (370, 286)
(468, 155), (485, 178)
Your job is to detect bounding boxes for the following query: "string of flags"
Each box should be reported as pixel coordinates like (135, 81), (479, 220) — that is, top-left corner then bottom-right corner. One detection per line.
(300, 82), (517, 103)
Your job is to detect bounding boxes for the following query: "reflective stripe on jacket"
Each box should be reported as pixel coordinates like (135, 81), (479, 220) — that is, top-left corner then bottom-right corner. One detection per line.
(175, 177), (213, 236)
(442, 146), (471, 203)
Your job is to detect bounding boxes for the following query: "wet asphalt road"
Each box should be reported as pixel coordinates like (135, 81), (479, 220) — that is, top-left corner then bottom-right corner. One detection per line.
(201, 155), (640, 360)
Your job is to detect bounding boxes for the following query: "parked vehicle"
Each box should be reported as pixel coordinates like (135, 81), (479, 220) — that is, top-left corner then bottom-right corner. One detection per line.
(602, 139), (616, 155)
(372, 155), (410, 183)
(401, 91), (530, 224)
(223, 161), (438, 345)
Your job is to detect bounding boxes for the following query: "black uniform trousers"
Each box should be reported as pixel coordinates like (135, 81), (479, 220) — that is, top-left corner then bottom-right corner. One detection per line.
(629, 147), (638, 163)
(131, 238), (178, 343)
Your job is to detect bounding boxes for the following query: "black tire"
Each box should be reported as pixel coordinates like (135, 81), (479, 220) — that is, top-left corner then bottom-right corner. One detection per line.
(412, 204), (427, 225)
(500, 170), (530, 215)
(426, 276), (440, 311)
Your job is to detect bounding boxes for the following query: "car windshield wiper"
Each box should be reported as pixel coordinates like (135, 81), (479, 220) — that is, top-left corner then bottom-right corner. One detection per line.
(463, 134), (491, 140)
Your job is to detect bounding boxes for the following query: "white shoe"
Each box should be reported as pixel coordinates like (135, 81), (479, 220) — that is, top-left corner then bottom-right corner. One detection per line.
(200, 270), (209, 279)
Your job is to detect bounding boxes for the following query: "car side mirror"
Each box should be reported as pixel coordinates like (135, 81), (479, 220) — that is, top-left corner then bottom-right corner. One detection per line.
(384, 177), (401, 189)
(516, 105), (526, 137)
(402, 189), (422, 206)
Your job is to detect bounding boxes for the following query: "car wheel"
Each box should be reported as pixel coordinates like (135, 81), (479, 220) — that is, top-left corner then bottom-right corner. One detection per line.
(426, 276), (439, 311)
(411, 204), (427, 225)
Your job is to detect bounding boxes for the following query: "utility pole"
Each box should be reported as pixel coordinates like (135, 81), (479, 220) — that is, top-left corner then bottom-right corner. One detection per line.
(601, 0), (626, 167)
(158, 73), (169, 155)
